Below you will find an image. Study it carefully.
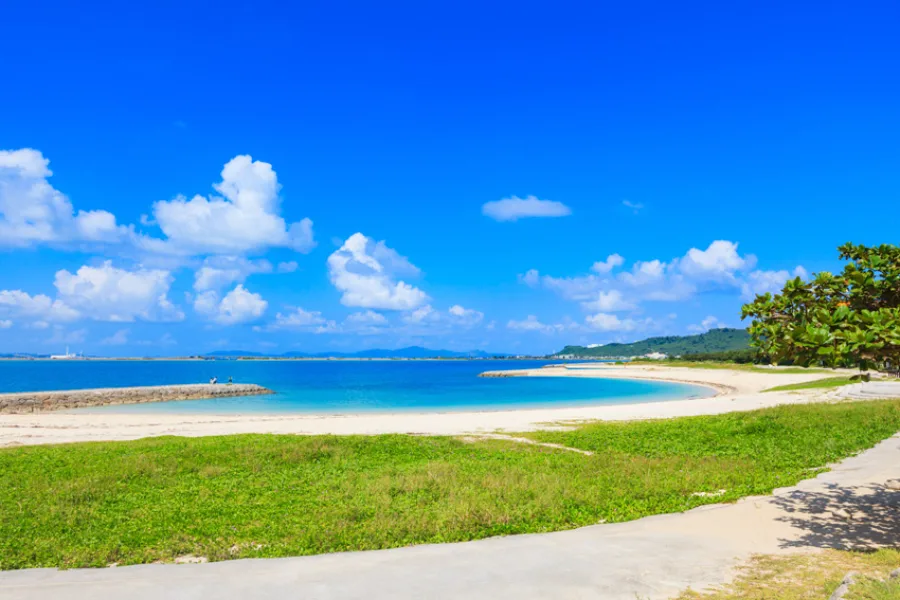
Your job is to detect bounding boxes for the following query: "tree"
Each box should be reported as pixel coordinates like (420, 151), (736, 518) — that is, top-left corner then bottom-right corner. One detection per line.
(741, 243), (900, 373)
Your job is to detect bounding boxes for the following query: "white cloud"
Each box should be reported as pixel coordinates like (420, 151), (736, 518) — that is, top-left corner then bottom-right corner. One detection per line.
(688, 315), (727, 333)
(142, 155), (315, 256)
(267, 307), (336, 333)
(194, 284), (267, 325)
(0, 320), (11, 329)
(541, 272), (607, 302)
(580, 290), (635, 312)
(507, 315), (551, 332)
(448, 304), (484, 327)
(101, 329), (130, 345)
(0, 148), (128, 248)
(403, 304), (440, 324)
(622, 200), (644, 214)
(507, 315), (578, 334)
(54, 261), (183, 322)
(585, 313), (652, 332)
(482, 195), (571, 222)
(0, 289), (79, 323)
(327, 233), (428, 310)
(536, 241), (763, 318)
(401, 304), (484, 330)
(740, 266), (807, 300)
(193, 257), (274, 292)
(518, 269), (541, 287)
(618, 260), (668, 287)
(591, 254), (625, 274)
(676, 240), (756, 281)
(345, 310), (388, 325)
(276, 261), (298, 273)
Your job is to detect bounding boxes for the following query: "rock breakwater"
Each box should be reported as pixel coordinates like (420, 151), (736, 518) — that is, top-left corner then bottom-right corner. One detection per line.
(0, 383), (273, 414)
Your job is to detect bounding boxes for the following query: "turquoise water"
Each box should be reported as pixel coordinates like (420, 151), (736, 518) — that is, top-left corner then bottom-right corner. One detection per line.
(0, 360), (714, 414)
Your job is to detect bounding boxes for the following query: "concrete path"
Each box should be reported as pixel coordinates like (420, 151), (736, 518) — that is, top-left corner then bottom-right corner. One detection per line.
(3, 435), (899, 600)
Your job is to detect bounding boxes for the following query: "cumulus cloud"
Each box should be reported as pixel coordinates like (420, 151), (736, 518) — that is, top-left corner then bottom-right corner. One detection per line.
(0, 320), (11, 329)
(194, 284), (267, 325)
(266, 307), (336, 333)
(345, 310), (388, 326)
(591, 254), (625, 274)
(584, 312), (645, 332)
(1, 149), (316, 271)
(482, 195), (571, 222)
(403, 304), (440, 324)
(54, 261), (184, 322)
(688, 315), (727, 333)
(276, 261), (298, 273)
(193, 257), (274, 292)
(448, 304), (484, 327)
(676, 240), (756, 281)
(518, 269), (541, 287)
(580, 290), (635, 312)
(0, 289), (79, 323)
(740, 266), (808, 300)
(402, 304), (484, 329)
(141, 155), (315, 256)
(506, 315), (578, 334)
(530, 240), (762, 314)
(0, 148), (128, 248)
(327, 233), (428, 310)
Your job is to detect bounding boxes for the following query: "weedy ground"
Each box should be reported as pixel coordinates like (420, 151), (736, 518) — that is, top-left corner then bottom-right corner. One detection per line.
(2, 399), (899, 570)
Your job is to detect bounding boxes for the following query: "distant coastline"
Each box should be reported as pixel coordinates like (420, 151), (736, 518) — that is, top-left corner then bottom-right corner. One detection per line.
(0, 356), (563, 362)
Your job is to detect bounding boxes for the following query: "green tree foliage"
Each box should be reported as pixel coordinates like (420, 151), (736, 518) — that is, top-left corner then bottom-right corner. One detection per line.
(557, 328), (750, 358)
(741, 243), (900, 372)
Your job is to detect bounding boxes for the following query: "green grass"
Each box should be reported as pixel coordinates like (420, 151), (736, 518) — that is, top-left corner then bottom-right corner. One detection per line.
(2, 400), (900, 571)
(764, 376), (857, 393)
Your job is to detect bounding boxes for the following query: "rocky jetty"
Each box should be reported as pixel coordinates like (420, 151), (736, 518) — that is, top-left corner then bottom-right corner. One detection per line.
(0, 383), (273, 414)
(478, 370), (525, 378)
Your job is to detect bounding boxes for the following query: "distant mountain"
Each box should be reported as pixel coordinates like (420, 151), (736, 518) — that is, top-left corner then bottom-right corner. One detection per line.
(556, 328), (751, 358)
(207, 346), (496, 359)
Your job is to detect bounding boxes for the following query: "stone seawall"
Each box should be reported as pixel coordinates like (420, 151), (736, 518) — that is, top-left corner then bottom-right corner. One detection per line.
(478, 371), (526, 378)
(0, 384), (273, 414)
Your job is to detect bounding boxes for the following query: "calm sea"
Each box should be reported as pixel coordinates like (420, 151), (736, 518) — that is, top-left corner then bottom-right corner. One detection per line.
(0, 360), (714, 414)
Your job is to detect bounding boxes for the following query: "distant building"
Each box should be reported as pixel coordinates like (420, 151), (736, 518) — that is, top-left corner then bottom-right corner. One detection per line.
(50, 346), (79, 360)
(642, 352), (667, 360)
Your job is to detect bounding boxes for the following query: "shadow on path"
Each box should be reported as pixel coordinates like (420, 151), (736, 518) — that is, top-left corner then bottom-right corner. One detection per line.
(774, 482), (900, 550)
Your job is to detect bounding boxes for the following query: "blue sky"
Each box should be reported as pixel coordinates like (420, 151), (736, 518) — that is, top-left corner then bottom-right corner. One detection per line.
(1, 0), (898, 356)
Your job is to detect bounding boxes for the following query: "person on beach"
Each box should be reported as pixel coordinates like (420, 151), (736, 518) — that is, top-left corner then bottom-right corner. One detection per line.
(228, 376), (233, 385)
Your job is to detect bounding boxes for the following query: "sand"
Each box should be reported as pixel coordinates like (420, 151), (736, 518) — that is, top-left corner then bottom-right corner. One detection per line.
(0, 364), (845, 446)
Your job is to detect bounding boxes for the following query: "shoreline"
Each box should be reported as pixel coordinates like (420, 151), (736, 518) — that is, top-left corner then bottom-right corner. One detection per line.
(480, 365), (738, 396)
(0, 364), (843, 446)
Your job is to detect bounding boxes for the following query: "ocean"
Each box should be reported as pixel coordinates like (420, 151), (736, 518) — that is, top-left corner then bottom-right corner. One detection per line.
(0, 360), (715, 414)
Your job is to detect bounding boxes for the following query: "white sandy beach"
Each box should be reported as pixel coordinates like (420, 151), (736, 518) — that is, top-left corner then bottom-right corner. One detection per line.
(0, 364), (851, 446)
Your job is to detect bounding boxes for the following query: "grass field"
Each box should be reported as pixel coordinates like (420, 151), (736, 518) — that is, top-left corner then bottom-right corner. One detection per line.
(764, 376), (857, 393)
(2, 399), (900, 570)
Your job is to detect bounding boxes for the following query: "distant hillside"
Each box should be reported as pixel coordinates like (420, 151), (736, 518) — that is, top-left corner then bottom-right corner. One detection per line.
(556, 328), (751, 358)
(207, 346), (496, 359)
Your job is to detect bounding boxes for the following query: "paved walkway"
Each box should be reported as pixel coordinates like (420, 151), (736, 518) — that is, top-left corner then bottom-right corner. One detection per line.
(3, 434), (899, 600)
